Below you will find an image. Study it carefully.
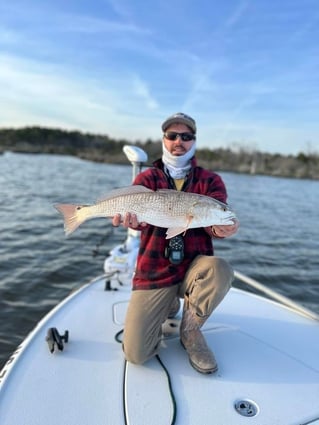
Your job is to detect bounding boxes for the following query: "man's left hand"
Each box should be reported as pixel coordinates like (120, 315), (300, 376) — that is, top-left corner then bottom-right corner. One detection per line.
(212, 220), (239, 238)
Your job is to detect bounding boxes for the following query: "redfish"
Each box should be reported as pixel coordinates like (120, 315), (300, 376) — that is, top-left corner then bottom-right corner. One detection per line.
(55, 185), (236, 239)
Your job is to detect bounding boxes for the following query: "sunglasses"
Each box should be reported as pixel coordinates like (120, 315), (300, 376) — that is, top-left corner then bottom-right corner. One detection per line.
(164, 131), (195, 142)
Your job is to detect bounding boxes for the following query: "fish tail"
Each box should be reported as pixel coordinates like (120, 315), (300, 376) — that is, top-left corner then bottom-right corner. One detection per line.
(54, 203), (86, 236)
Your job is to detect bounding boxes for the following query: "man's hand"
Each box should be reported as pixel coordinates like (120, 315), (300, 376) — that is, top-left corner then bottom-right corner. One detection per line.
(112, 212), (146, 229)
(212, 220), (239, 238)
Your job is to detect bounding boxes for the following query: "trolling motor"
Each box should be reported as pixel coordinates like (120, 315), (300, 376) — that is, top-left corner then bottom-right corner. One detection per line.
(122, 145), (148, 180)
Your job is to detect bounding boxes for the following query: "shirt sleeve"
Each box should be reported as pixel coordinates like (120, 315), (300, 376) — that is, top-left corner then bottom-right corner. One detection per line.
(206, 174), (228, 204)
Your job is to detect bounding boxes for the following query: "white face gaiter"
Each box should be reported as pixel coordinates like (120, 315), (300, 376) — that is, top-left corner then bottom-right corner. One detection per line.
(162, 141), (196, 179)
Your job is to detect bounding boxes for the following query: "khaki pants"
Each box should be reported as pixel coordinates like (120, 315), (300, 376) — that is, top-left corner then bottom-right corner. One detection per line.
(123, 255), (233, 364)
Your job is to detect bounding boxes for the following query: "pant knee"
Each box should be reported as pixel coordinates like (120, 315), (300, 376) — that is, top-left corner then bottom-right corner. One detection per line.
(183, 256), (233, 317)
(123, 347), (148, 365)
(210, 256), (234, 291)
(192, 256), (234, 293)
(123, 335), (160, 365)
(124, 351), (148, 365)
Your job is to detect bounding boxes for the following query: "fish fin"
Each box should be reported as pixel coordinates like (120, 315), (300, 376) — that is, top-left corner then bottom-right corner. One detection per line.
(166, 227), (187, 239)
(186, 214), (194, 226)
(54, 204), (85, 236)
(181, 215), (194, 236)
(165, 214), (194, 239)
(97, 185), (153, 202)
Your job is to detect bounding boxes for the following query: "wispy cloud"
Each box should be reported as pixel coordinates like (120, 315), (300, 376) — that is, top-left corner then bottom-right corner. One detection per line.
(131, 75), (159, 110)
(0, 53), (162, 141)
(0, 54), (116, 127)
(224, 0), (250, 28)
(57, 14), (151, 36)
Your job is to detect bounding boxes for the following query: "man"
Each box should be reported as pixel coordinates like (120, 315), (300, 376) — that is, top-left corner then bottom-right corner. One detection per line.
(112, 112), (239, 373)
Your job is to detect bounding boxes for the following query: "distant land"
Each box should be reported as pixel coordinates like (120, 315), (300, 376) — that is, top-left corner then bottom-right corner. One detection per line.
(0, 126), (318, 180)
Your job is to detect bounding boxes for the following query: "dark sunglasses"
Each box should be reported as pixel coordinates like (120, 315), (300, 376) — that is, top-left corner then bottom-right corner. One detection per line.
(164, 131), (195, 142)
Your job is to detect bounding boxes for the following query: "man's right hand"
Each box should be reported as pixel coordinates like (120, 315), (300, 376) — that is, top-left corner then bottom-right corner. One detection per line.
(112, 212), (145, 229)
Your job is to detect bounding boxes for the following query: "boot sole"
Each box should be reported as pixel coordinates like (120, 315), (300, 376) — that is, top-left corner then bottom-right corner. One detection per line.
(180, 340), (218, 374)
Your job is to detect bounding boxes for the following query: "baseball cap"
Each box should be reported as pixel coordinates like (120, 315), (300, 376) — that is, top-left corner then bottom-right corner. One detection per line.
(161, 112), (196, 134)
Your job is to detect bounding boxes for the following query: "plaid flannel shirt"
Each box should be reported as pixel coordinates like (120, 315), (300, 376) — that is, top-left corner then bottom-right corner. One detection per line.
(132, 157), (228, 290)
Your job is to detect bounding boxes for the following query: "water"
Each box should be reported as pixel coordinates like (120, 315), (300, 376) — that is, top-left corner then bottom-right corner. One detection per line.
(1, 152), (319, 369)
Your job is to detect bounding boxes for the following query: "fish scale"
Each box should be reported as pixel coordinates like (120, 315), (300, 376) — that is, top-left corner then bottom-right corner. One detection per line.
(93, 191), (195, 225)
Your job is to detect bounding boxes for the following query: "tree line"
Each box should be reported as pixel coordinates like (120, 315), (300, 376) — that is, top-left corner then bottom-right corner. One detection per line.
(0, 126), (318, 180)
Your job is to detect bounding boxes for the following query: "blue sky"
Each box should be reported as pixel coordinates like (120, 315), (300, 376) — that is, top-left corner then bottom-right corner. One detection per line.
(1, 0), (318, 155)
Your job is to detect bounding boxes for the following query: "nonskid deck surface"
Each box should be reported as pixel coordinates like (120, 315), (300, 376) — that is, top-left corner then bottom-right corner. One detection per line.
(0, 276), (319, 425)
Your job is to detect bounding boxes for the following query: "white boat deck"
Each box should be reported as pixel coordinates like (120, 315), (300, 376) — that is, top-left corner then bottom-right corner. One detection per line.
(0, 274), (318, 425)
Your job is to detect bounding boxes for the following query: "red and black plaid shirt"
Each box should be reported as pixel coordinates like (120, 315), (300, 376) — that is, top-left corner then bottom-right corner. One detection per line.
(132, 157), (228, 290)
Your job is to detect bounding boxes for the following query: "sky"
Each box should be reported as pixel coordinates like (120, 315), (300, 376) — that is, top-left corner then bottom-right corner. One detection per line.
(1, 0), (318, 155)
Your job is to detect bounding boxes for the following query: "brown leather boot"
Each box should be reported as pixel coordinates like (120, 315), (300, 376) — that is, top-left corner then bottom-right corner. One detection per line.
(180, 305), (218, 374)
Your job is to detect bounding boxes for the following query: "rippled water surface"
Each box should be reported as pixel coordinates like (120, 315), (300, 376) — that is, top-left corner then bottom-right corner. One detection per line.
(1, 152), (319, 368)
